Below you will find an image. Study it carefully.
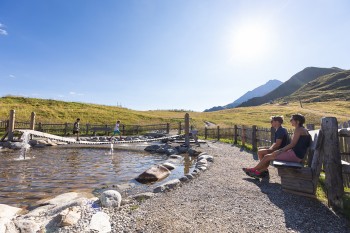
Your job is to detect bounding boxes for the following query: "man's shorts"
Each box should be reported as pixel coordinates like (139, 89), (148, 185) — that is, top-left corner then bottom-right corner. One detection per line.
(113, 130), (121, 135)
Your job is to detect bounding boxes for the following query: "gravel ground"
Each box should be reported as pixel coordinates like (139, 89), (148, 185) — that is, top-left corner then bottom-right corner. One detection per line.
(60, 141), (350, 233)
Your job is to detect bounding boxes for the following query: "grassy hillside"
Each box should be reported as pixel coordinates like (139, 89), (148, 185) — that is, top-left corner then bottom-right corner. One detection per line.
(285, 70), (350, 102)
(238, 67), (343, 107)
(1, 97), (350, 129)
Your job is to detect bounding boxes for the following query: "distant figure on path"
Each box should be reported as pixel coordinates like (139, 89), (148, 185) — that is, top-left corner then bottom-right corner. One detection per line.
(73, 118), (80, 141)
(243, 114), (311, 179)
(256, 116), (289, 177)
(110, 120), (122, 140)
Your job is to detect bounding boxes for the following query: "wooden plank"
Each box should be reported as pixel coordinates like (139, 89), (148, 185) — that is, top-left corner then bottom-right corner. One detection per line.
(281, 177), (314, 192)
(342, 163), (350, 174)
(322, 117), (344, 209)
(277, 167), (313, 180)
(282, 188), (316, 198)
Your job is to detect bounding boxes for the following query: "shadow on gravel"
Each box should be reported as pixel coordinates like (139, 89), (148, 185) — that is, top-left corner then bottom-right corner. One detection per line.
(244, 178), (349, 232)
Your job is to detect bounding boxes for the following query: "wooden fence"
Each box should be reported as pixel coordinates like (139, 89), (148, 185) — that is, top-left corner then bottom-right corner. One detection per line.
(0, 120), (170, 137)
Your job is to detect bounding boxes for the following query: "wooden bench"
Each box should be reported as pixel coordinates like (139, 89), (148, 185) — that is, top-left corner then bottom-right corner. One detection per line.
(272, 130), (320, 197)
(90, 127), (112, 136)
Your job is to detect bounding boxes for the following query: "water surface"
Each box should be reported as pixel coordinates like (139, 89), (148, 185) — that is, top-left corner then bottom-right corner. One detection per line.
(0, 145), (195, 208)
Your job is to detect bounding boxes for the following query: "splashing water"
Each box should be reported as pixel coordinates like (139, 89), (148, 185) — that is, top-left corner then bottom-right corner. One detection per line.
(18, 132), (31, 160)
(109, 143), (114, 154)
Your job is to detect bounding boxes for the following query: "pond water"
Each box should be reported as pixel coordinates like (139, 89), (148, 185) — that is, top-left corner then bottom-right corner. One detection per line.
(0, 145), (196, 209)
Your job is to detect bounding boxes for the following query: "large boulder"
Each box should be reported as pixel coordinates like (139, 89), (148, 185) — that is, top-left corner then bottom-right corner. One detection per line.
(89, 212), (111, 233)
(100, 190), (122, 208)
(144, 145), (161, 152)
(135, 165), (170, 183)
(0, 204), (21, 233)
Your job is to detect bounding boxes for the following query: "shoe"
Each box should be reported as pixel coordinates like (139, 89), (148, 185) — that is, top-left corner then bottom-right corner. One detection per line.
(261, 170), (269, 177)
(247, 169), (263, 179)
(242, 168), (254, 175)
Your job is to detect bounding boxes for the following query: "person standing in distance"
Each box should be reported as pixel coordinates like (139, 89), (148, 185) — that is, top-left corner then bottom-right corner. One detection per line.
(110, 120), (122, 140)
(73, 118), (80, 141)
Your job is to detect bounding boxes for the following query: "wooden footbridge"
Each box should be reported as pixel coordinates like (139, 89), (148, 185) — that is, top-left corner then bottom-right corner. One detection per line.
(15, 129), (181, 145)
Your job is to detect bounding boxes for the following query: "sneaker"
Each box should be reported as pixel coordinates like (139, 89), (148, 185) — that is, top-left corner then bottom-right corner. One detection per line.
(242, 168), (254, 175)
(247, 169), (263, 178)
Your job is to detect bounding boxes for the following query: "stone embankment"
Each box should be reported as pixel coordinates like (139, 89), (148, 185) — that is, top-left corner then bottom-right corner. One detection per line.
(1, 142), (349, 232)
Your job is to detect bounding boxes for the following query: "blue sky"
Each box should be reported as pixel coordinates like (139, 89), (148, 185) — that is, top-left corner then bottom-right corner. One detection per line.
(0, 0), (349, 111)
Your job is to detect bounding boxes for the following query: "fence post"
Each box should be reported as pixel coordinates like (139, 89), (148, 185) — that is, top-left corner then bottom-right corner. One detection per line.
(122, 124), (125, 135)
(234, 125), (238, 144)
(242, 125), (246, 147)
(270, 127), (276, 145)
(38, 122), (42, 132)
(184, 113), (190, 146)
(252, 125), (257, 151)
(205, 127), (208, 139)
(166, 123), (170, 134)
(217, 126), (220, 141)
(30, 112), (36, 130)
(8, 110), (15, 141)
(306, 124), (315, 130)
(86, 124), (90, 135)
(178, 122), (182, 135)
(105, 124), (109, 135)
(64, 122), (68, 136)
(321, 117), (344, 210)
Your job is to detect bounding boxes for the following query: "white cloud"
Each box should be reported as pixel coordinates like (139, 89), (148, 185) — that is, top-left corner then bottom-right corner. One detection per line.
(9, 74), (15, 78)
(0, 23), (8, 36)
(58, 95), (65, 98)
(69, 91), (84, 96)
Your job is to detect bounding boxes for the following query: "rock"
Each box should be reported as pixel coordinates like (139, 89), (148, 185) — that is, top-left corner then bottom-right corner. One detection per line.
(100, 190), (122, 208)
(165, 148), (178, 155)
(0, 204), (22, 219)
(59, 206), (81, 227)
(188, 148), (201, 156)
(185, 174), (194, 180)
(14, 219), (40, 233)
(0, 204), (22, 233)
(9, 142), (23, 149)
(89, 212), (111, 233)
(198, 154), (214, 162)
(28, 140), (38, 147)
(131, 192), (155, 202)
(169, 155), (182, 159)
(162, 162), (176, 170)
(144, 145), (161, 152)
(196, 159), (208, 166)
(175, 146), (188, 154)
(135, 165), (171, 183)
(154, 179), (181, 193)
(115, 183), (135, 192)
(179, 176), (189, 183)
(198, 152), (208, 156)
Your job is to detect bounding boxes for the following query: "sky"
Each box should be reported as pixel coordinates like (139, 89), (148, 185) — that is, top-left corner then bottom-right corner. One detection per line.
(0, 0), (349, 112)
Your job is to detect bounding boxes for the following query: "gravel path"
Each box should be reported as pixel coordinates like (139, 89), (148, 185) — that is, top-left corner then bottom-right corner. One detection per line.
(59, 141), (350, 232)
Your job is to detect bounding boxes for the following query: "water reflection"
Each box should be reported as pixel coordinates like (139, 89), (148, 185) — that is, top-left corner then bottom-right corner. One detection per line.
(0, 146), (195, 208)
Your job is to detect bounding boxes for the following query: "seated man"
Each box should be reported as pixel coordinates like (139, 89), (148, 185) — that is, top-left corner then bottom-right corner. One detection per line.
(256, 116), (289, 176)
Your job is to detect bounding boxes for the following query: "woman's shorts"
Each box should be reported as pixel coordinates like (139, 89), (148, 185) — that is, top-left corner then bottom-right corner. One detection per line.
(275, 149), (302, 163)
(113, 130), (121, 135)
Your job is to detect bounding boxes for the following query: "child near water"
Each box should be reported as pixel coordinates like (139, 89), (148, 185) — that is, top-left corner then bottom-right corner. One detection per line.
(110, 120), (122, 140)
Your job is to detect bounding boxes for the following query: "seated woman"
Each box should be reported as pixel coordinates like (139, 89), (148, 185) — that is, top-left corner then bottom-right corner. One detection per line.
(243, 113), (311, 178)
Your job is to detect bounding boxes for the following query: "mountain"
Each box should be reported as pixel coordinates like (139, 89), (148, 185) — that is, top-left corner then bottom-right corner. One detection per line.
(237, 67), (343, 107)
(204, 79), (283, 112)
(285, 69), (350, 102)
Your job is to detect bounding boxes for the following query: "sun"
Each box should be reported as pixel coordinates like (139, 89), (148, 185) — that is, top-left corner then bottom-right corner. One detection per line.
(231, 23), (271, 62)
